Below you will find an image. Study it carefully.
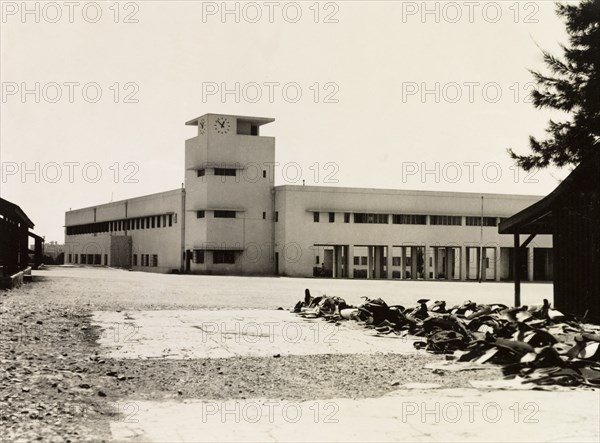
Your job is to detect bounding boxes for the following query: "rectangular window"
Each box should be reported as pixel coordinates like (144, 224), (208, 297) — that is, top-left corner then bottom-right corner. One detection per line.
(213, 250), (235, 264)
(313, 212), (320, 223)
(68, 254), (72, 262)
(315, 256), (320, 264)
(193, 250), (205, 264)
(275, 211), (279, 222)
(354, 213), (388, 224)
(466, 216), (498, 227)
(353, 257), (360, 266)
(262, 170), (266, 178)
(344, 213), (350, 223)
(168, 214), (173, 226)
(392, 214), (427, 225)
(157, 216), (161, 228)
(214, 210), (236, 218)
(152, 255), (158, 267)
(197, 210), (205, 219)
(262, 212), (266, 220)
(197, 169), (206, 177)
(151, 217), (156, 228)
(361, 256), (368, 266)
(133, 254), (137, 266)
(145, 254), (149, 266)
(104, 254), (107, 265)
(214, 168), (236, 176)
(329, 212), (335, 223)
(430, 215), (462, 226)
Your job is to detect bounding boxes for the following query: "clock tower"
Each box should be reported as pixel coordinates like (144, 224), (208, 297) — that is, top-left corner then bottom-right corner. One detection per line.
(183, 113), (276, 275)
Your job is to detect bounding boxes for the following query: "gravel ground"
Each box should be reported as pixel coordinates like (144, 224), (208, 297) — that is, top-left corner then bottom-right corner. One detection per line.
(1, 267), (534, 442)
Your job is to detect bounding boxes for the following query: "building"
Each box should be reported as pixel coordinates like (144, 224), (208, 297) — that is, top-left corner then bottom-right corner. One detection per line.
(499, 151), (599, 320)
(1, 197), (44, 288)
(65, 113), (553, 281)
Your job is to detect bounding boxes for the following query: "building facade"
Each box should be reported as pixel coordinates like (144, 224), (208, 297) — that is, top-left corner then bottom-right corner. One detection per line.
(64, 113), (553, 281)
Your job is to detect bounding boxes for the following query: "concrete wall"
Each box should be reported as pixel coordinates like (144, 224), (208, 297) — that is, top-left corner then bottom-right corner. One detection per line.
(273, 185), (553, 280)
(64, 189), (184, 273)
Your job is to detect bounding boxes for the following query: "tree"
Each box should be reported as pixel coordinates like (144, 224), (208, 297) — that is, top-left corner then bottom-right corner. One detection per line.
(508, 0), (600, 171)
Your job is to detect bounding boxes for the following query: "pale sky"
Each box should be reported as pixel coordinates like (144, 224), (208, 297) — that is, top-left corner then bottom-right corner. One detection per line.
(1, 1), (576, 242)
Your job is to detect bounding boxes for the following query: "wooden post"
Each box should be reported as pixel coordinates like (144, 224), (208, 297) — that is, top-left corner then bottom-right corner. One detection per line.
(514, 234), (521, 307)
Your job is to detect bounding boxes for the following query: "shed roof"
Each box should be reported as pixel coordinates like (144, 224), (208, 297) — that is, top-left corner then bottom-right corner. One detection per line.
(0, 197), (34, 229)
(498, 151), (600, 235)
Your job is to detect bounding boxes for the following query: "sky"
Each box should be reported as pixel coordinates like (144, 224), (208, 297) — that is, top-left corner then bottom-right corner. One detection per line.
(0, 1), (577, 242)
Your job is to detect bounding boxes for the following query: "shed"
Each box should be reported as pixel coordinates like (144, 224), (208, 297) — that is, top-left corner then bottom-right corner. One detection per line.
(499, 152), (600, 321)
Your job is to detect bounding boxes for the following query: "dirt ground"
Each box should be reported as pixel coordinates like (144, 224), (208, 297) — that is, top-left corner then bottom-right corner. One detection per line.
(0, 266), (585, 442)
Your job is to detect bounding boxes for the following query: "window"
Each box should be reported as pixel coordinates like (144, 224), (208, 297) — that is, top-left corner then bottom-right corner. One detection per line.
(263, 170), (266, 178)
(163, 215), (167, 227)
(214, 168), (236, 176)
(354, 213), (388, 224)
(168, 214), (173, 226)
(361, 257), (368, 266)
(466, 216), (498, 227)
(151, 217), (155, 228)
(344, 213), (350, 223)
(133, 254), (137, 266)
(329, 212), (335, 223)
(152, 255), (158, 267)
(275, 211), (279, 222)
(392, 257), (401, 266)
(193, 250), (205, 264)
(392, 214), (427, 225)
(353, 257), (360, 265)
(197, 210), (205, 219)
(136, 218), (140, 229)
(68, 254), (72, 262)
(145, 254), (150, 266)
(262, 212), (266, 220)
(214, 210), (236, 218)
(157, 216), (161, 228)
(104, 254), (107, 265)
(315, 256), (320, 264)
(313, 212), (320, 223)
(213, 250), (235, 264)
(197, 169), (206, 177)
(430, 215), (462, 226)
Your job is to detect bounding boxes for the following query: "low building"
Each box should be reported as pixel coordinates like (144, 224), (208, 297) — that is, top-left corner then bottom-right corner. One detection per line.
(499, 151), (599, 320)
(65, 113), (553, 281)
(1, 197), (44, 288)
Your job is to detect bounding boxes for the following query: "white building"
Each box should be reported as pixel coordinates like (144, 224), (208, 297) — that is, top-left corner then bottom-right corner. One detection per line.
(64, 113), (553, 281)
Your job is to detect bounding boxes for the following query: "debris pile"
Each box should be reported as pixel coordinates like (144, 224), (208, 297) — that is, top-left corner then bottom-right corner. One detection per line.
(293, 289), (600, 387)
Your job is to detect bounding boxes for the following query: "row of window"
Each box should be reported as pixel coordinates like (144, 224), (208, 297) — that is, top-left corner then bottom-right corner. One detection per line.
(66, 214), (174, 236)
(313, 212), (499, 226)
(133, 254), (158, 267)
(192, 250), (235, 264)
(68, 253), (106, 265)
(196, 210), (237, 219)
(196, 168), (268, 178)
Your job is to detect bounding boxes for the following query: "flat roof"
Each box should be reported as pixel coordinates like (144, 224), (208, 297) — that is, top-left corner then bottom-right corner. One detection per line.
(186, 113), (275, 127)
(274, 184), (544, 200)
(66, 188), (183, 214)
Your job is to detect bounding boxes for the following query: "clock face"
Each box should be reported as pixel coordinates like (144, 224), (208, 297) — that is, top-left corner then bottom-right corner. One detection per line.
(198, 118), (206, 134)
(214, 117), (231, 134)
